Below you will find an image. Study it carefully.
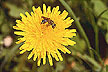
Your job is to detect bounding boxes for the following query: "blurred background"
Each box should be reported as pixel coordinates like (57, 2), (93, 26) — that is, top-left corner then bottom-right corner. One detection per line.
(0, 0), (108, 72)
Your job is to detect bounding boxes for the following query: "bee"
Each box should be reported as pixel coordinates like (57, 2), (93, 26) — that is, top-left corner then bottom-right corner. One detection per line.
(41, 16), (56, 29)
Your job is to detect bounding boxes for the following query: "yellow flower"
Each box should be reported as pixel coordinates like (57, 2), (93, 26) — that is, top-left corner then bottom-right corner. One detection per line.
(13, 4), (76, 66)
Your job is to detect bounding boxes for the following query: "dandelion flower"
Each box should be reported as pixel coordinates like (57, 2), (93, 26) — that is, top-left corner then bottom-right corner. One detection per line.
(13, 4), (76, 66)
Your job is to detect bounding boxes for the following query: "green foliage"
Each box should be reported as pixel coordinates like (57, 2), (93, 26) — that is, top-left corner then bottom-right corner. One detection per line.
(0, 0), (108, 72)
(92, 0), (108, 44)
(91, 0), (107, 16)
(5, 2), (25, 18)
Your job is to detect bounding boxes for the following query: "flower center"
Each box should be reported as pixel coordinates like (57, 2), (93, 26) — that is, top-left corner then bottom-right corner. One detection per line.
(40, 23), (51, 35)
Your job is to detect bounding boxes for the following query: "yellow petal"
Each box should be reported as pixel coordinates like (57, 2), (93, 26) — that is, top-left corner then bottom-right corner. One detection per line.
(37, 53), (41, 66)
(60, 10), (68, 19)
(33, 53), (37, 61)
(28, 52), (33, 59)
(14, 31), (25, 36)
(47, 6), (51, 14)
(47, 52), (53, 66)
(20, 49), (26, 54)
(43, 52), (46, 65)
(56, 50), (63, 61)
(51, 52), (59, 61)
(43, 4), (47, 15)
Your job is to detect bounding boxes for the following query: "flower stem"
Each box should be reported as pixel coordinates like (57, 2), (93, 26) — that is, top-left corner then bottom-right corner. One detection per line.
(94, 26), (99, 53)
(59, 0), (93, 58)
(83, 1), (99, 54)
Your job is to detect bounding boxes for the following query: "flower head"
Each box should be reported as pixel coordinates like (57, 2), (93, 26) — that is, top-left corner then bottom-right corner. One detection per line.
(13, 4), (76, 66)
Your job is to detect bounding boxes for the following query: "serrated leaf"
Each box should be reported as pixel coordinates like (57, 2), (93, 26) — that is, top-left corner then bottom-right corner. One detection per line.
(5, 2), (25, 18)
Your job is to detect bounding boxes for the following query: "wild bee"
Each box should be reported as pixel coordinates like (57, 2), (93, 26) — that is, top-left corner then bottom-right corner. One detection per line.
(41, 16), (56, 29)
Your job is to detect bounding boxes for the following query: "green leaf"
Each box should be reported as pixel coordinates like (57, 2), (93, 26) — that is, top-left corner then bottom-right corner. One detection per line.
(91, 0), (107, 16)
(5, 2), (25, 18)
(92, 0), (108, 44)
